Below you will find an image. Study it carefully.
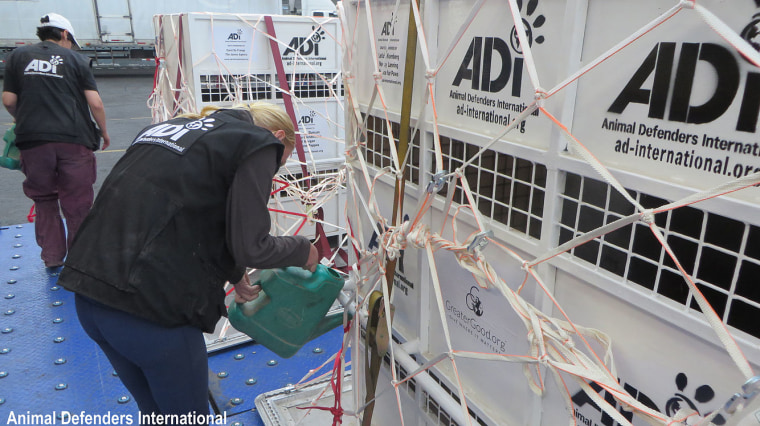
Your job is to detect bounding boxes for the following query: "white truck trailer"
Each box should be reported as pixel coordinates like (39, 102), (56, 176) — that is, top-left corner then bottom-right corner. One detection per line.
(0, 0), (335, 74)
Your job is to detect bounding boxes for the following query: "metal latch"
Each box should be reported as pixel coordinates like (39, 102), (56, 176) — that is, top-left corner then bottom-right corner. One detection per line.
(426, 170), (447, 194)
(467, 230), (493, 253)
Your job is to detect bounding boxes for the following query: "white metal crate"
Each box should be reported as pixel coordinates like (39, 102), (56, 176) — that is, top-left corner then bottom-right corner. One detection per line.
(342, 0), (760, 425)
(153, 12), (346, 234)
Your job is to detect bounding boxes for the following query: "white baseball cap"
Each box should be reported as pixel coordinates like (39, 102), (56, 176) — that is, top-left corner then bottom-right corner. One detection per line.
(39, 13), (80, 48)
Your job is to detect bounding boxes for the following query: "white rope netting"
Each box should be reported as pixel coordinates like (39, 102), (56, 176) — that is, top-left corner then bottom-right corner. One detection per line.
(149, 2), (760, 425)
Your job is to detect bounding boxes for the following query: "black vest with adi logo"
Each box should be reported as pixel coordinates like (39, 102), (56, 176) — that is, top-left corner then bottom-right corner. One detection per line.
(60, 109), (284, 332)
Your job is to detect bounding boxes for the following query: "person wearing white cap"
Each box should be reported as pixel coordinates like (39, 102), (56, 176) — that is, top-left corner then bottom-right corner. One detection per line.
(1, 13), (110, 268)
(39, 12), (82, 49)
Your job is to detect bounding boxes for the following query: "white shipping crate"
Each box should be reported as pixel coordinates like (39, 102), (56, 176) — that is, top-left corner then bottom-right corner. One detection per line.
(153, 12), (346, 234)
(153, 13), (342, 114)
(341, 0), (760, 425)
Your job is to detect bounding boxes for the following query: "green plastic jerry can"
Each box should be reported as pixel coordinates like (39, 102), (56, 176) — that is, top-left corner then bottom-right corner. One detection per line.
(0, 124), (20, 170)
(228, 264), (346, 358)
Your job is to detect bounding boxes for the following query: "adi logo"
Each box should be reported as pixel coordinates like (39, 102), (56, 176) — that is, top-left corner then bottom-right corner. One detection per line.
(138, 118), (216, 142)
(299, 110), (317, 125)
(132, 117), (219, 154)
(227, 29), (244, 41)
(608, 41), (760, 133)
(284, 25), (326, 57)
(452, 0), (546, 95)
(24, 55), (64, 76)
(381, 12), (398, 37)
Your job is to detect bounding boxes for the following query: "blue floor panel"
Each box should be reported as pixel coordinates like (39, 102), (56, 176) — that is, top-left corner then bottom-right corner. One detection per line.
(0, 224), (348, 425)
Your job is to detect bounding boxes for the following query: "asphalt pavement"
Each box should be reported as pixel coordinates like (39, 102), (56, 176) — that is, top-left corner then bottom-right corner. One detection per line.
(0, 75), (155, 226)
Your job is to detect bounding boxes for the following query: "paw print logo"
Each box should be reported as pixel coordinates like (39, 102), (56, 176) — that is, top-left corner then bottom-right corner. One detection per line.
(310, 25), (326, 44)
(740, 13), (760, 64)
(665, 373), (725, 425)
(741, 13), (760, 53)
(49, 55), (63, 66)
(184, 118), (215, 131)
(509, 0), (546, 54)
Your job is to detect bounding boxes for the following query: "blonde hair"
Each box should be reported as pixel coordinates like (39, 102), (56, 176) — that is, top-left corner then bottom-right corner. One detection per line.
(177, 103), (296, 148)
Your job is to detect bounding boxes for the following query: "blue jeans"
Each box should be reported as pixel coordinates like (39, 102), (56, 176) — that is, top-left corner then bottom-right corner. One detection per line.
(74, 294), (210, 419)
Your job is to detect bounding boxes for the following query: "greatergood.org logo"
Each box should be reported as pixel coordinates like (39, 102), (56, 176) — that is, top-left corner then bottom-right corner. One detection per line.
(466, 286), (484, 317)
(445, 295), (507, 353)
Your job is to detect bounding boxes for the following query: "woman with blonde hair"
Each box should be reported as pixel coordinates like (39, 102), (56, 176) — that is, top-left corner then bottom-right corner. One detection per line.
(59, 102), (318, 420)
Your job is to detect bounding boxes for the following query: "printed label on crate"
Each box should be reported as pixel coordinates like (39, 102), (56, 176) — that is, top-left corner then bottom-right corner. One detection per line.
(375, 9), (405, 87)
(213, 23), (255, 62)
(443, 285), (511, 354)
(434, 254), (518, 355)
(434, 0), (567, 148)
(289, 101), (343, 161)
(275, 20), (340, 70)
(347, 0), (409, 110)
(553, 271), (738, 426)
(572, 1), (760, 203)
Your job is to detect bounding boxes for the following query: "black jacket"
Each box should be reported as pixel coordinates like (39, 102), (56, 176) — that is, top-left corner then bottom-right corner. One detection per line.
(59, 109), (284, 332)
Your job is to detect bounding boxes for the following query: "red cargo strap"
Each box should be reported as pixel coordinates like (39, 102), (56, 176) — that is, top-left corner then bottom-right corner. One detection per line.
(264, 16), (310, 183)
(173, 15), (184, 113)
(297, 321), (352, 425)
(312, 207), (332, 260)
(266, 16), (345, 262)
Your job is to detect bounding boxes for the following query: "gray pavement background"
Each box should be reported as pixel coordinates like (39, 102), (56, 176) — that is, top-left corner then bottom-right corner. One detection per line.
(0, 75), (155, 226)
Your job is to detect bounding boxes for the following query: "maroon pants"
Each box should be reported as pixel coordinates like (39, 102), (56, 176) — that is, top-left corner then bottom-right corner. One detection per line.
(20, 143), (96, 265)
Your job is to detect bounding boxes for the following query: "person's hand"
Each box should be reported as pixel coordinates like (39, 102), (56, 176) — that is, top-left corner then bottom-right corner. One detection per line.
(303, 243), (319, 272)
(233, 272), (262, 304)
(101, 131), (111, 150)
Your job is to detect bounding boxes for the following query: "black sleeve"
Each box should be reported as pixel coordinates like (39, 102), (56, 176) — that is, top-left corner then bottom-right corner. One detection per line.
(226, 144), (311, 269)
(75, 53), (98, 92)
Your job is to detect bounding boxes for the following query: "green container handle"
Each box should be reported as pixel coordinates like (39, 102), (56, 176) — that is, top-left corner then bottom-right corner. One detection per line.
(0, 124), (21, 171)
